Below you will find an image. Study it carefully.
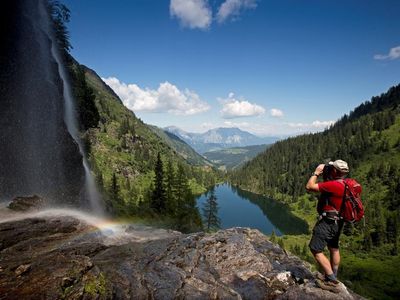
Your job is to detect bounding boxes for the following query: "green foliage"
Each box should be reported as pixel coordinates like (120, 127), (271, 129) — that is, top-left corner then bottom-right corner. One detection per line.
(71, 65), (100, 130)
(270, 229), (277, 243)
(151, 153), (166, 213)
(340, 253), (400, 299)
(278, 238), (285, 249)
(84, 273), (107, 296)
(150, 125), (211, 166)
(64, 62), (222, 230)
(202, 187), (221, 231)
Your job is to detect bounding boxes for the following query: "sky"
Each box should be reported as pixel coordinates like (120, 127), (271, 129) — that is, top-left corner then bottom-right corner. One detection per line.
(62, 0), (400, 137)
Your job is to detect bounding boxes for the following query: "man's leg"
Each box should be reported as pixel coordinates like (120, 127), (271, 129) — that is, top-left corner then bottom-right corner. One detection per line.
(328, 247), (340, 277)
(309, 219), (338, 281)
(312, 250), (334, 276)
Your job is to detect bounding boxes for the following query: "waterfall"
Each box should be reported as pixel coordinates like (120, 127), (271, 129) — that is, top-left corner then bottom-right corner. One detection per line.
(39, 0), (103, 214)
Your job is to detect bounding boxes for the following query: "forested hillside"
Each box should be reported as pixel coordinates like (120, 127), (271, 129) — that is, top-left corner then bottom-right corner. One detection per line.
(149, 125), (213, 167)
(230, 84), (400, 298)
(50, 1), (220, 232)
(80, 66), (219, 225)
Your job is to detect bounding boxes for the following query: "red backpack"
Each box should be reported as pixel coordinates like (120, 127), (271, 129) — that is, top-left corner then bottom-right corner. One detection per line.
(339, 178), (364, 223)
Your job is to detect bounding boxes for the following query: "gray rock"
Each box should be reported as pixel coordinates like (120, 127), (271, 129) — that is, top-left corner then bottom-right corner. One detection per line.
(0, 215), (364, 300)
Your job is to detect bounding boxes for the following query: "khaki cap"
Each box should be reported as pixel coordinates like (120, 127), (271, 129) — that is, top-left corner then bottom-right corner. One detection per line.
(329, 159), (349, 173)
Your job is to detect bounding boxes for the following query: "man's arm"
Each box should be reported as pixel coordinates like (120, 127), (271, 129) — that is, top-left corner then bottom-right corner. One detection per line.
(306, 164), (325, 192)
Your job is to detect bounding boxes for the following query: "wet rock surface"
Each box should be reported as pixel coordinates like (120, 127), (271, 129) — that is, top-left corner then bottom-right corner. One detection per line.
(8, 195), (46, 211)
(0, 213), (363, 300)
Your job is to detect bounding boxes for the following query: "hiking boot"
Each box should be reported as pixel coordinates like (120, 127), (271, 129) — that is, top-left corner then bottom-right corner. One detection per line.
(315, 272), (326, 281)
(316, 278), (341, 293)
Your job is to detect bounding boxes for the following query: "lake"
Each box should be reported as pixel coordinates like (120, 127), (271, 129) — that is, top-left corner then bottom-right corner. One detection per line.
(196, 183), (309, 235)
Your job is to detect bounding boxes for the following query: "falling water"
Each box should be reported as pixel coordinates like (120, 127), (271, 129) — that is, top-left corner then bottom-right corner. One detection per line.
(39, 1), (103, 214)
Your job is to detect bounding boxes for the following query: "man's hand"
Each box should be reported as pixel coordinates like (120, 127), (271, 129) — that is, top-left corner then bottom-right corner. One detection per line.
(314, 164), (325, 176)
(306, 164), (325, 192)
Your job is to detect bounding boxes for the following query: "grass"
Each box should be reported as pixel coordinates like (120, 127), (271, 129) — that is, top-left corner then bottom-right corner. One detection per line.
(84, 273), (107, 296)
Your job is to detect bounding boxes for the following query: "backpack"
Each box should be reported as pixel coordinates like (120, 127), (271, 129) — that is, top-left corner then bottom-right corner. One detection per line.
(339, 178), (364, 223)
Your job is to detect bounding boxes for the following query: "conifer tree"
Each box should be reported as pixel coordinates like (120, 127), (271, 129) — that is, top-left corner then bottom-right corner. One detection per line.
(165, 160), (177, 215)
(270, 229), (277, 243)
(109, 172), (123, 209)
(151, 153), (166, 213)
(202, 187), (220, 231)
(175, 164), (202, 232)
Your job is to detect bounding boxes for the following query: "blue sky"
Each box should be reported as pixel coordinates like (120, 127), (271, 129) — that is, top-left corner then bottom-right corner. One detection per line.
(63, 0), (400, 136)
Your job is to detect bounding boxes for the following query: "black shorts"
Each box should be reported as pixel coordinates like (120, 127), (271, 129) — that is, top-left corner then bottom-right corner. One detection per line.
(309, 218), (344, 253)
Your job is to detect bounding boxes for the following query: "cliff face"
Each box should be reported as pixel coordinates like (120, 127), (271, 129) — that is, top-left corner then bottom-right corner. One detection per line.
(0, 0), (85, 204)
(0, 210), (362, 299)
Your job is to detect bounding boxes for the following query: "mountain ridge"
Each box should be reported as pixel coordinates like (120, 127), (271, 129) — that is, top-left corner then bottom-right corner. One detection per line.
(203, 144), (271, 171)
(165, 126), (280, 154)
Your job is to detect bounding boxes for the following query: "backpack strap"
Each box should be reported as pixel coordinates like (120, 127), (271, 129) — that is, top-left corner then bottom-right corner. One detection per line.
(323, 179), (346, 216)
(338, 179), (348, 220)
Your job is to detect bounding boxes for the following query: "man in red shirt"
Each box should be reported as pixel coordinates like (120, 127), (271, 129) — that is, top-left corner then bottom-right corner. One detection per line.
(306, 159), (349, 291)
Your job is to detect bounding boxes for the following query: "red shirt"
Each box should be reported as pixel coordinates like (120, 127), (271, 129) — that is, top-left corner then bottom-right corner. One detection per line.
(317, 180), (345, 214)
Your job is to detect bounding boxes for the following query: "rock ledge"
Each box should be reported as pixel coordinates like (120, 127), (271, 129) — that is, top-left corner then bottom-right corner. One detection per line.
(0, 213), (363, 299)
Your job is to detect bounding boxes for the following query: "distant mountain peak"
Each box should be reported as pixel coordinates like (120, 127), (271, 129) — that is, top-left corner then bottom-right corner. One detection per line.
(165, 126), (280, 154)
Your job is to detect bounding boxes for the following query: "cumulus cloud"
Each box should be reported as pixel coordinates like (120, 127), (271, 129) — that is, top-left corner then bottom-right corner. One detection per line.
(102, 77), (210, 115)
(270, 108), (284, 118)
(219, 93), (265, 118)
(217, 0), (258, 23)
(374, 46), (400, 60)
(170, 0), (212, 29)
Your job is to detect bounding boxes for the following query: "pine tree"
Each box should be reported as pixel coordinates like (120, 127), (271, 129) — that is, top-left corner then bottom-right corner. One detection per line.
(174, 164), (202, 232)
(270, 229), (277, 243)
(202, 187), (220, 231)
(109, 172), (123, 209)
(151, 153), (166, 213)
(165, 160), (177, 215)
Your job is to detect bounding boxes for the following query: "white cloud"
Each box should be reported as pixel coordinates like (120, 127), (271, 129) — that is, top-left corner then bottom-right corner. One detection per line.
(287, 120), (334, 129)
(187, 119), (336, 136)
(170, 0), (212, 29)
(223, 121), (250, 127)
(102, 77), (210, 115)
(217, 0), (257, 23)
(224, 120), (334, 136)
(374, 46), (400, 60)
(219, 93), (265, 118)
(270, 108), (284, 117)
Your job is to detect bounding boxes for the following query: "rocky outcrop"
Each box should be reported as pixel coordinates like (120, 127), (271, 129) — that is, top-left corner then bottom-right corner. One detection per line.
(0, 211), (363, 300)
(8, 195), (46, 211)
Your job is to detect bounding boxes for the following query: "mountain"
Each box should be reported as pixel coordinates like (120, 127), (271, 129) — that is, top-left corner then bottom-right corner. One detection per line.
(230, 84), (400, 299)
(165, 126), (279, 154)
(149, 125), (212, 167)
(71, 62), (218, 227)
(203, 144), (271, 171)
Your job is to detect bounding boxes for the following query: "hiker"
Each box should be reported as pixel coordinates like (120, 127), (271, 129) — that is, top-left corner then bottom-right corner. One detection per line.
(305, 159), (350, 290)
